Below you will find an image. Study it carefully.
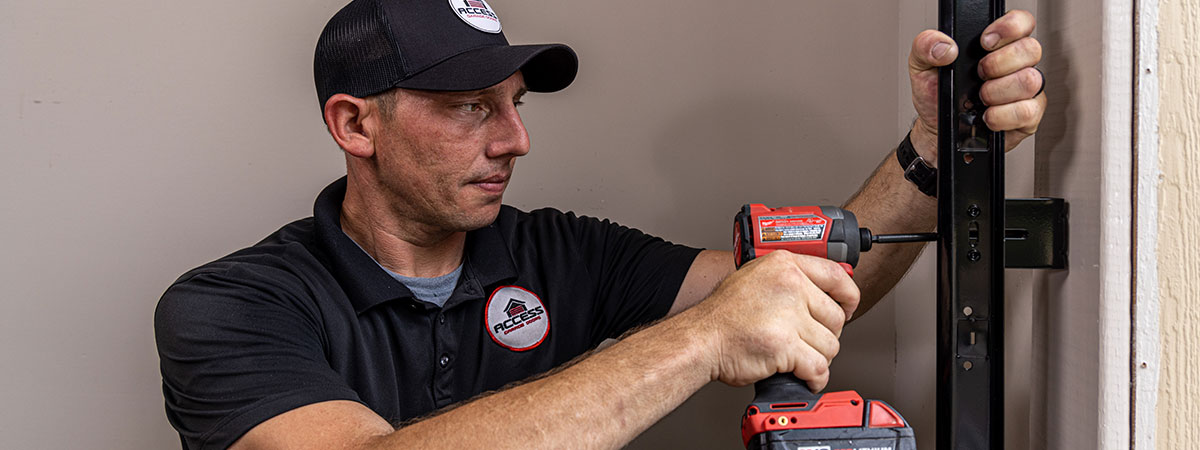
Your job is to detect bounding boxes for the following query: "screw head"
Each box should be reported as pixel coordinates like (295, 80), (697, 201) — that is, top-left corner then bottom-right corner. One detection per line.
(968, 204), (981, 217)
(968, 249), (982, 261)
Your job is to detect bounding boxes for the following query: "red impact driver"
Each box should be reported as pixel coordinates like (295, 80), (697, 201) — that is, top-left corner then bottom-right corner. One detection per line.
(733, 204), (934, 450)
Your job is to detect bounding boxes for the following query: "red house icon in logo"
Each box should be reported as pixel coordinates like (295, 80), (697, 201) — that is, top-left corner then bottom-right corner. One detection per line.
(464, 0), (488, 9)
(504, 299), (527, 317)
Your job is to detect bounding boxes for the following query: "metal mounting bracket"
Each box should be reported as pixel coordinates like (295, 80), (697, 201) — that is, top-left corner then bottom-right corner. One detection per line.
(1004, 198), (1069, 269)
(938, 0), (1070, 448)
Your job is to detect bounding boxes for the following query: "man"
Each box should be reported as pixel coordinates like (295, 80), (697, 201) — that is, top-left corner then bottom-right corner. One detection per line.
(155, 0), (1046, 448)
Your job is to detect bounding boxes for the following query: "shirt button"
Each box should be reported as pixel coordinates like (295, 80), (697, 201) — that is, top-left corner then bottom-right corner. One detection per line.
(438, 314), (446, 324)
(439, 354), (451, 367)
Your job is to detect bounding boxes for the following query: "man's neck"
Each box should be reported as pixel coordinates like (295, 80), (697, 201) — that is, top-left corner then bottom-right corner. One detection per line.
(340, 178), (466, 279)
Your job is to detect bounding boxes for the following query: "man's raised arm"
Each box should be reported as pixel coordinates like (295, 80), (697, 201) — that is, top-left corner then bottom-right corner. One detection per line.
(847, 10), (1044, 316)
(671, 11), (1047, 321)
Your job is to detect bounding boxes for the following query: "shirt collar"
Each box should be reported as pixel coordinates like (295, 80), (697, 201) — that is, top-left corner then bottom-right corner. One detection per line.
(313, 177), (519, 314)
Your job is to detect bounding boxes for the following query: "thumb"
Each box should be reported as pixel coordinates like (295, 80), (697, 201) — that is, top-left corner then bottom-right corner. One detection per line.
(909, 29), (958, 75)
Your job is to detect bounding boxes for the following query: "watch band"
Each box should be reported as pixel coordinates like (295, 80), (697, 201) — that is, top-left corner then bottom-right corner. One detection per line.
(896, 132), (938, 197)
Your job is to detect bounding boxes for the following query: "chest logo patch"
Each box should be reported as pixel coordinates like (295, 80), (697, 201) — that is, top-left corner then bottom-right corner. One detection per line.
(485, 286), (548, 351)
(448, 0), (502, 34)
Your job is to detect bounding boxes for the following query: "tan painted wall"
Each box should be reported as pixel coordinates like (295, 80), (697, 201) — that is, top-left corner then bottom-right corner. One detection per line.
(0, 0), (916, 448)
(1032, 0), (1105, 446)
(1156, 0), (1200, 443)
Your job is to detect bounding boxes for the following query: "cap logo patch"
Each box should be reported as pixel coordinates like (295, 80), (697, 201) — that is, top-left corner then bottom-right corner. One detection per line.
(449, 0), (502, 34)
(485, 286), (548, 351)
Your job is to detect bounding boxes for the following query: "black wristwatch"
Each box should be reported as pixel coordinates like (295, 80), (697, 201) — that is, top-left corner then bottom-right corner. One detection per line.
(896, 132), (937, 197)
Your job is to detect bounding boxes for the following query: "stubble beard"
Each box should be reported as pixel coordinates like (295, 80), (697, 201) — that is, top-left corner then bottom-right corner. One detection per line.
(380, 176), (502, 239)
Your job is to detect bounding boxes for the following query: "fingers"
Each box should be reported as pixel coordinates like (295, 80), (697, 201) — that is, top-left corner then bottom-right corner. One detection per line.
(980, 67), (1043, 106)
(982, 95), (1045, 134)
(699, 251), (858, 388)
(909, 9), (1044, 150)
(789, 254), (861, 323)
(981, 10), (1037, 51)
(797, 303), (842, 362)
(976, 10), (1044, 146)
(908, 29), (958, 75)
(793, 342), (832, 393)
(978, 37), (1042, 80)
(802, 283), (847, 339)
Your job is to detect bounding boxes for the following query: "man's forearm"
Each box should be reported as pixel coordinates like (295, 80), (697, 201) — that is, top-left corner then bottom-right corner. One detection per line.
(235, 250), (856, 450)
(842, 129), (938, 318)
(371, 308), (716, 449)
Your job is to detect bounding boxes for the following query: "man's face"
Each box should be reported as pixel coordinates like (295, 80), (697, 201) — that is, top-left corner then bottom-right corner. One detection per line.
(369, 72), (530, 233)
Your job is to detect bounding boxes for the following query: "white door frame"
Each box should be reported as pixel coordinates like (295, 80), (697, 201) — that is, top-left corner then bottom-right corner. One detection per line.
(1099, 0), (1136, 446)
(1132, 0), (1161, 446)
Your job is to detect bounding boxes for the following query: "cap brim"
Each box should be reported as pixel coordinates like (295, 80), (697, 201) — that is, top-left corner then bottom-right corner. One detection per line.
(392, 44), (577, 93)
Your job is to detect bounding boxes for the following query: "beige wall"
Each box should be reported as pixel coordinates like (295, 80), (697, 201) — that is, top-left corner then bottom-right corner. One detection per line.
(1030, 0), (1109, 446)
(1156, 0), (1200, 443)
(1, 0), (916, 448)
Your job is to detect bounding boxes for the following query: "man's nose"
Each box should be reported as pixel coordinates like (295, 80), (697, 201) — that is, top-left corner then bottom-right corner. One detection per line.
(486, 104), (531, 158)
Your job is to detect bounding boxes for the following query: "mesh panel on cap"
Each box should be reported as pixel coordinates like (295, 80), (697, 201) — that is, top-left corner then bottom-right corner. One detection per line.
(314, 0), (405, 110)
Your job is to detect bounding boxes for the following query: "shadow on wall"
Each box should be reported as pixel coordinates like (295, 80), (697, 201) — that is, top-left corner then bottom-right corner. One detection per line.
(1032, 8), (1078, 197)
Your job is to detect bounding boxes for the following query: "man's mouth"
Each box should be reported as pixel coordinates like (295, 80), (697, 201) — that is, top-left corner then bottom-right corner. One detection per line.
(470, 173), (510, 194)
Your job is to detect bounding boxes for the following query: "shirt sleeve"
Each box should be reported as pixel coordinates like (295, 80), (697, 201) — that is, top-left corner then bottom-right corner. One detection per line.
(154, 263), (361, 450)
(559, 212), (704, 340)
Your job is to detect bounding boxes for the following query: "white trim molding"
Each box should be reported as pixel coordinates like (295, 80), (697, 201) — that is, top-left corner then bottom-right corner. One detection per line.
(1100, 0), (1136, 447)
(1133, 0), (1161, 446)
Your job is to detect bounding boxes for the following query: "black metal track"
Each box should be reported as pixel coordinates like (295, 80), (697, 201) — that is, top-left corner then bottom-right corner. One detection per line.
(937, 0), (1006, 448)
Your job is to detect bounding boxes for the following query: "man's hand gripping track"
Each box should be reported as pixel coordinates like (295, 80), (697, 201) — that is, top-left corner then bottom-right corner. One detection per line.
(684, 251), (860, 393)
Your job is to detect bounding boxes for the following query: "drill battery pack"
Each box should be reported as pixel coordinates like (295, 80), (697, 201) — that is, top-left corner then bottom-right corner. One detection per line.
(741, 375), (916, 450)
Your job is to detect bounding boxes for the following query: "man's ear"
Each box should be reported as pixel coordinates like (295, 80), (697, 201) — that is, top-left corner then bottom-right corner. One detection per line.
(323, 94), (377, 159)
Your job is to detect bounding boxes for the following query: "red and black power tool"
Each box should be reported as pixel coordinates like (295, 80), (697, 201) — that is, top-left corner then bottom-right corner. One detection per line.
(734, 204), (933, 450)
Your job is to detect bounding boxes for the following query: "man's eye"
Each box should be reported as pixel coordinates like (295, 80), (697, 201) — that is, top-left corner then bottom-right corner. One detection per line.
(457, 103), (484, 112)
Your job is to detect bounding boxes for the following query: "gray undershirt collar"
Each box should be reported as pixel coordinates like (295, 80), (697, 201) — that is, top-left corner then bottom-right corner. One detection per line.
(387, 264), (462, 308)
(343, 231), (464, 308)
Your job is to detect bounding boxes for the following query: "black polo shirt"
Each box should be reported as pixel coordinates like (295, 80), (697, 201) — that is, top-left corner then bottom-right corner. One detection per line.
(154, 177), (702, 449)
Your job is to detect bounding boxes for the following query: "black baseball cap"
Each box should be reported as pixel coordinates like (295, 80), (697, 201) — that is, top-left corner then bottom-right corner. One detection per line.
(314, 0), (578, 110)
